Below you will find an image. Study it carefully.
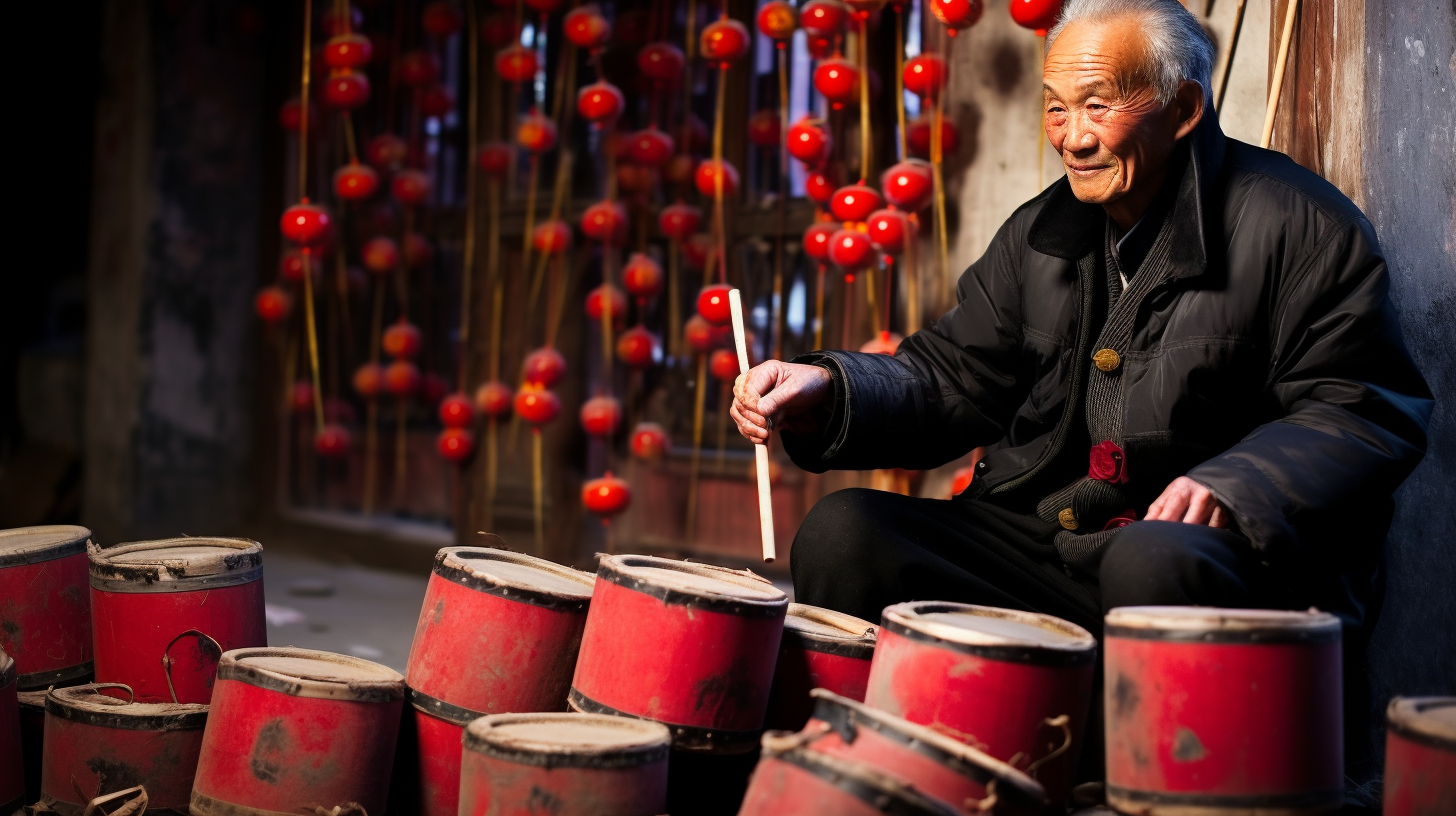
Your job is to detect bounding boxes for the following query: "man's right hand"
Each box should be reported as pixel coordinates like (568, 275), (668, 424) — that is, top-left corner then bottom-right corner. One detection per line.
(730, 361), (834, 444)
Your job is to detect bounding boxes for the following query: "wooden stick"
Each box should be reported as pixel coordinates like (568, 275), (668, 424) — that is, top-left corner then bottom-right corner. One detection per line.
(729, 288), (776, 562)
(1214, 0), (1247, 110)
(1261, 0), (1299, 150)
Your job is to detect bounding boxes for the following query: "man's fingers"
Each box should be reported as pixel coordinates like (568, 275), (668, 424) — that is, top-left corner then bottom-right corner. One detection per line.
(1209, 505), (1229, 529)
(1149, 490), (1190, 522)
(1183, 490), (1215, 525)
(729, 403), (769, 443)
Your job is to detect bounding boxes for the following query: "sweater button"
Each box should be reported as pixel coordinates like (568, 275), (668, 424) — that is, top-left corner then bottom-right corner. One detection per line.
(1093, 348), (1121, 372)
(1058, 508), (1079, 530)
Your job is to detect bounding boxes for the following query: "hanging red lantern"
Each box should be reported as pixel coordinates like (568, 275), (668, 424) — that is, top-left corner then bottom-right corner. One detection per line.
(586, 284), (628, 326)
(582, 472), (632, 518)
(617, 164), (656, 197)
(280, 249), (316, 283)
(616, 326), (660, 369)
(405, 232), (436, 269)
(829, 227), (875, 270)
(333, 163), (379, 201)
(830, 183), (885, 223)
(495, 45), (538, 83)
(630, 423), (669, 459)
(756, 1), (798, 41)
(564, 5), (612, 50)
(280, 202), (331, 246)
(421, 372), (451, 406)
(392, 169), (432, 206)
(682, 234), (713, 269)
(805, 169), (839, 205)
(383, 321), (424, 359)
(439, 392), (476, 427)
(803, 221), (840, 261)
(522, 347), (567, 387)
(860, 330), (904, 355)
(709, 348), (744, 383)
(418, 84), (455, 116)
(683, 315), (719, 354)
(881, 159), (935, 211)
(813, 58), (860, 108)
(622, 253), (664, 299)
(807, 35), (836, 59)
(517, 112), (558, 153)
(366, 133), (408, 169)
(436, 427), (476, 462)
(581, 200), (629, 245)
(577, 81), (625, 123)
(323, 33), (373, 69)
(254, 286), (291, 324)
(422, 1), (463, 37)
(384, 360), (422, 397)
(353, 362), (384, 398)
(665, 154), (697, 187)
(1010, 0), (1061, 33)
(399, 50), (442, 86)
(697, 284), (733, 326)
(514, 384), (561, 426)
(637, 42), (686, 82)
(476, 141), (513, 176)
(747, 109), (781, 148)
(532, 220), (573, 255)
(908, 114), (962, 157)
(700, 17), (751, 67)
(930, 0), (985, 34)
(480, 12), (516, 47)
(801, 0), (850, 36)
(627, 128), (674, 167)
(278, 97), (315, 132)
(903, 53), (949, 98)
(474, 381), (514, 417)
(362, 236), (399, 273)
(787, 118), (832, 165)
(315, 424), (352, 458)
(658, 202), (702, 242)
(321, 70), (371, 109)
(867, 208), (910, 253)
(580, 395), (623, 437)
(694, 159), (739, 198)
(320, 5), (363, 37)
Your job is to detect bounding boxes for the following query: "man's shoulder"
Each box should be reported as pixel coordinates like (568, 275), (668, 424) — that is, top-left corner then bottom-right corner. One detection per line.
(1219, 138), (1372, 236)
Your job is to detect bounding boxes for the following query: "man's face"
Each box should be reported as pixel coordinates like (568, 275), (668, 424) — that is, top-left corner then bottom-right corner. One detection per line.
(1043, 18), (1196, 213)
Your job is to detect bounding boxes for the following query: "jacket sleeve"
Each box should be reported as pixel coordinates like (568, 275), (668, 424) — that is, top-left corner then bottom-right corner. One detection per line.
(1187, 216), (1432, 557)
(781, 218), (1033, 472)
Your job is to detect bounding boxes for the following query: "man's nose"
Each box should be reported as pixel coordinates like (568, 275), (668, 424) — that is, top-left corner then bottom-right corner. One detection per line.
(1064, 111), (1098, 153)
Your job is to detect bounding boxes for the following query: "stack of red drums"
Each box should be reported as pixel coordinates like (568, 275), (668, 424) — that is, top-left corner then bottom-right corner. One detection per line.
(403, 545), (596, 816)
(192, 647), (406, 816)
(739, 733), (964, 816)
(38, 682), (207, 814)
(460, 712), (672, 816)
(1, 648), (22, 815)
(764, 603), (877, 731)
(0, 526), (94, 690)
(89, 537), (267, 703)
(1383, 697), (1455, 816)
(866, 601), (1098, 805)
(1103, 606), (1345, 816)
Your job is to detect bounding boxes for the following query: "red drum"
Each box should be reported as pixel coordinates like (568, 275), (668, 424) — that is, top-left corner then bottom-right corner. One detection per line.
(1, 649), (21, 813)
(764, 603), (877, 731)
(739, 734), (962, 816)
(569, 555), (788, 754)
(1382, 697), (1455, 816)
(89, 537), (266, 703)
(191, 648), (405, 816)
(1104, 607), (1344, 816)
(40, 683), (207, 814)
(866, 602), (1097, 806)
(17, 689), (44, 806)
(459, 712), (671, 816)
(0, 526), (93, 689)
(801, 689), (1048, 815)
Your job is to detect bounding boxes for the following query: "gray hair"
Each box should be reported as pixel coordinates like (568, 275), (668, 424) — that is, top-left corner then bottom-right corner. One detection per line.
(1046, 0), (1215, 108)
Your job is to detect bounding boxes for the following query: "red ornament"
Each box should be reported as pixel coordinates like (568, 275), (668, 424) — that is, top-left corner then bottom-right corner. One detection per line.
(564, 5), (612, 50)
(630, 423), (669, 460)
(383, 321), (424, 359)
(323, 33), (373, 69)
(580, 395), (623, 437)
(616, 326), (660, 368)
(756, 1), (798, 41)
(667, 155), (696, 187)
(333, 163), (379, 201)
(807, 34), (835, 59)
(495, 45), (538, 84)
(322, 70), (371, 109)
(709, 348), (741, 383)
(392, 169), (432, 206)
(867, 208), (910, 253)
(531, 220), (573, 255)
(474, 381), (514, 417)
(362, 237), (399, 273)
(682, 234), (713, 269)
(859, 330), (904, 355)
(829, 183), (885, 223)
(683, 315), (720, 354)
(418, 84), (455, 116)
(353, 363), (384, 398)
(638, 42), (686, 82)
(384, 360), (422, 397)
(622, 253), (664, 298)
(699, 18), (751, 66)
(366, 133), (408, 169)
(399, 50), (442, 86)
(517, 112), (558, 154)
(627, 129), (674, 167)
(787, 118), (832, 165)
(585, 284), (628, 325)
(805, 169), (839, 205)
(576, 81), (625, 123)
(617, 164), (655, 197)
(439, 392), (476, 427)
(315, 424), (352, 458)
(280, 202), (331, 246)
(907, 114), (962, 157)
(800, 0), (850, 36)
(930, 0), (985, 33)
(422, 2), (464, 37)
(829, 227), (875, 270)
(476, 141), (513, 176)
(582, 472), (632, 518)
(1088, 440), (1130, 484)
(697, 284), (733, 326)
(254, 286), (291, 323)
(278, 97), (314, 132)
(436, 427), (476, 462)
(514, 385), (561, 426)
(320, 6), (363, 37)
(581, 200), (628, 245)
(881, 159), (935, 211)
(803, 221), (839, 260)
(1010, 0), (1061, 34)
(814, 58), (861, 107)
(747, 110), (781, 148)
(405, 232), (435, 269)
(658, 202), (702, 242)
(279, 249), (317, 283)
(522, 347), (567, 387)
(903, 53), (948, 98)
(694, 159), (739, 198)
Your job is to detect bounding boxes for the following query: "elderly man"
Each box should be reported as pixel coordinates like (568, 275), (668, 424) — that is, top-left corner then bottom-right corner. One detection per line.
(733, 0), (1430, 646)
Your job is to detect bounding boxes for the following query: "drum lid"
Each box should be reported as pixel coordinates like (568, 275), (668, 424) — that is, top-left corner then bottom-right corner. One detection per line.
(758, 736), (963, 816)
(464, 712), (672, 768)
(18, 688), (47, 711)
(1105, 606), (1342, 644)
(1387, 697), (1456, 751)
(0, 525), (91, 567)
(599, 554), (787, 616)
(883, 602), (1096, 663)
(218, 647), (405, 703)
(89, 537), (263, 592)
(784, 604), (877, 658)
(435, 545), (594, 610)
(0, 647), (13, 687)
(46, 683), (207, 730)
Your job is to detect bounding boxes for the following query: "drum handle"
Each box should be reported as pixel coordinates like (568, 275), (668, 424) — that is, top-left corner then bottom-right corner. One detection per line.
(1023, 714), (1072, 780)
(161, 628), (223, 704)
(71, 683), (136, 705)
(78, 784), (148, 816)
(966, 779), (998, 814)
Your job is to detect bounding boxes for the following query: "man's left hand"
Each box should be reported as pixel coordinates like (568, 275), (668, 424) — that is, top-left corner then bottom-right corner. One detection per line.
(1146, 476), (1229, 527)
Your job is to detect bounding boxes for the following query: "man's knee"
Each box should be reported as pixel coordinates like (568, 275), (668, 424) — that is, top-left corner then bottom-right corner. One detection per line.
(1100, 521), (1253, 611)
(791, 488), (882, 570)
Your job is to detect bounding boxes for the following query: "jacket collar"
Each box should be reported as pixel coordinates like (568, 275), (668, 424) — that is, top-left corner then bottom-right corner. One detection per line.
(1027, 109), (1227, 280)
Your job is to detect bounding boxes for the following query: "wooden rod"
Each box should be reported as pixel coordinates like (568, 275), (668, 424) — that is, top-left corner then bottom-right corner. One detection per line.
(730, 288), (776, 562)
(1261, 0), (1299, 150)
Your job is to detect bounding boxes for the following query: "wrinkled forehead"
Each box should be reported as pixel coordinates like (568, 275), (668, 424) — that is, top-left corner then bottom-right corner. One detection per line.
(1043, 16), (1153, 95)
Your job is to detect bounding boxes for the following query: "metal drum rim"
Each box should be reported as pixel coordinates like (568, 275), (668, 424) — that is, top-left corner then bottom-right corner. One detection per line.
(1105, 605), (1342, 644)
(783, 603), (878, 658)
(18, 660), (94, 691)
(597, 554), (788, 617)
(463, 711), (672, 769)
(434, 544), (594, 611)
(758, 737), (964, 816)
(89, 536), (263, 593)
(1386, 696), (1456, 751)
(216, 646), (405, 702)
(881, 601), (1097, 663)
(1106, 784), (1345, 814)
(45, 684), (208, 730)
(568, 687), (763, 754)
(409, 686), (485, 727)
(0, 524), (91, 567)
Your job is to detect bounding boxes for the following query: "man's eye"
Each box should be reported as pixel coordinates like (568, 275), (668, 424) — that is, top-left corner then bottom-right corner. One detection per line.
(1087, 104), (1107, 111)
(1047, 105), (1065, 114)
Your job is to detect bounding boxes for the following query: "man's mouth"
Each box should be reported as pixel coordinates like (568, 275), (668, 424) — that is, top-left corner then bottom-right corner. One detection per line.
(1066, 162), (1111, 177)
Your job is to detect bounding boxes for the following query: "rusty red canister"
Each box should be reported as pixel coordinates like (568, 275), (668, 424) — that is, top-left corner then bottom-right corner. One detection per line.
(39, 682), (207, 814)
(1382, 697), (1454, 816)
(1104, 606), (1344, 816)
(764, 603), (877, 731)
(190, 647), (405, 816)
(0, 525), (93, 689)
(89, 537), (266, 704)
(460, 712), (671, 816)
(569, 555), (788, 754)
(739, 733), (963, 816)
(16, 688), (45, 806)
(1, 648), (22, 813)
(865, 602), (1097, 806)
(800, 689), (1048, 816)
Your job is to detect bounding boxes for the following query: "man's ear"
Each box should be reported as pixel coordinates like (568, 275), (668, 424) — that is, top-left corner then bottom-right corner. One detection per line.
(1172, 79), (1205, 140)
